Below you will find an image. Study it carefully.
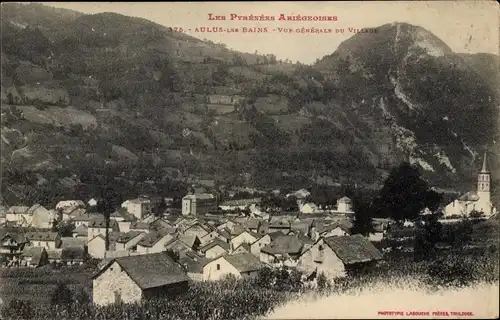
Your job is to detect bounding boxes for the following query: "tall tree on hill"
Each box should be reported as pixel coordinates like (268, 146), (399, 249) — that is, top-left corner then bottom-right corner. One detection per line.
(372, 162), (442, 221)
(351, 192), (374, 236)
(96, 184), (121, 251)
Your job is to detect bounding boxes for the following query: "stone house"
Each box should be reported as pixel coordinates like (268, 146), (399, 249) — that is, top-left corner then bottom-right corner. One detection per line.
(27, 204), (54, 229)
(259, 235), (308, 266)
(136, 230), (176, 255)
(300, 203), (321, 214)
(6, 206), (31, 226)
(183, 222), (212, 240)
(25, 232), (61, 249)
(114, 231), (147, 251)
(203, 253), (266, 281)
(230, 230), (259, 251)
(296, 234), (383, 279)
(0, 232), (28, 264)
(121, 198), (153, 220)
(92, 252), (190, 306)
(181, 192), (218, 216)
(88, 220), (120, 239)
(199, 238), (230, 259)
(250, 231), (285, 256)
(178, 252), (208, 282)
(72, 225), (88, 240)
(233, 243), (251, 254)
(88, 234), (107, 259)
(129, 221), (151, 233)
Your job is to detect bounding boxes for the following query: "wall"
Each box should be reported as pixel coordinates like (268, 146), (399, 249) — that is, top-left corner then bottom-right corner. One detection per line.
(203, 257), (241, 281)
(296, 238), (346, 279)
(230, 232), (257, 250)
(251, 235), (270, 256)
(93, 261), (143, 306)
(205, 245), (227, 259)
(88, 236), (106, 259)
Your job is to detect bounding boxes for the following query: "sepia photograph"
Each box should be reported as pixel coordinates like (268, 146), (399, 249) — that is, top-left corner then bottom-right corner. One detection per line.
(0, 1), (499, 319)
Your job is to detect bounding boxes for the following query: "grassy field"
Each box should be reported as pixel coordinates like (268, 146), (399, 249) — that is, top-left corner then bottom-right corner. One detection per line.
(0, 265), (93, 304)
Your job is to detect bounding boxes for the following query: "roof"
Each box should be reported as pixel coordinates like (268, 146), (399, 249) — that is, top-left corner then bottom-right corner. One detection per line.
(220, 198), (261, 207)
(8, 206), (29, 214)
(183, 193), (215, 200)
(72, 225), (88, 236)
(178, 235), (199, 248)
(128, 197), (152, 204)
(115, 231), (145, 243)
(22, 246), (44, 258)
(93, 252), (189, 290)
(200, 238), (230, 252)
(71, 213), (102, 222)
(223, 253), (265, 273)
(234, 242), (251, 252)
(61, 237), (86, 248)
(61, 246), (86, 260)
(458, 191), (480, 202)
(88, 219), (118, 229)
(27, 204), (48, 215)
(25, 232), (59, 242)
(130, 221), (150, 230)
(323, 234), (383, 265)
(261, 235), (304, 256)
(137, 230), (175, 247)
(47, 249), (62, 260)
(480, 151), (489, 173)
(338, 196), (352, 203)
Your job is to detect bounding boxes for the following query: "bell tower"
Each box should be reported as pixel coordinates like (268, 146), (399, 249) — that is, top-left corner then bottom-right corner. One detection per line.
(477, 151), (491, 213)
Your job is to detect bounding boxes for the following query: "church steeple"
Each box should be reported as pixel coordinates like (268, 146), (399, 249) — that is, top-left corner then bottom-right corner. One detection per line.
(480, 151), (489, 173)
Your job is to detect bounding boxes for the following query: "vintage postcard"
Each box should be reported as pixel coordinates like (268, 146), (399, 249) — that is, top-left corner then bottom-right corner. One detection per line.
(0, 1), (499, 319)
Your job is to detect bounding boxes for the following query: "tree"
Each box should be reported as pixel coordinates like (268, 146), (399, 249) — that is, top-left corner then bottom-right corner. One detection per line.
(96, 185), (121, 251)
(413, 214), (443, 261)
(154, 198), (168, 217)
(351, 192), (374, 236)
(51, 218), (58, 232)
(372, 162), (442, 221)
(51, 284), (73, 306)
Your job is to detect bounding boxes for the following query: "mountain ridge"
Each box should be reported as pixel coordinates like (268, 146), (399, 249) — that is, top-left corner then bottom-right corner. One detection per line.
(1, 3), (499, 207)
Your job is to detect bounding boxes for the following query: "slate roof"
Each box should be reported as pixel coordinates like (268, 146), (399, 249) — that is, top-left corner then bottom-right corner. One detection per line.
(224, 253), (265, 273)
(93, 252), (189, 290)
(88, 219), (118, 229)
(137, 230), (175, 247)
(61, 246), (86, 261)
(183, 193), (214, 200)
(234, 242), (251, 252)
(260, 235), (304, 256)
(72, 225), (88, 237)
(323, 234), (383, 265)
(61, 237), (86, 248)
(130, 221), (151, 230)
(22, 246), (43, 258)
(458, 191), (480, 202)
(115, 231), (145, 243)
(200, 238), (230, 252)
(8, 206), (29, 214)
(25, 232), (58, 242)
(220, 198), (261, 207)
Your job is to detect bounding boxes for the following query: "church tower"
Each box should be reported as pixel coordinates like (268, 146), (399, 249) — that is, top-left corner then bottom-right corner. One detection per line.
(477, 152), (491, 213)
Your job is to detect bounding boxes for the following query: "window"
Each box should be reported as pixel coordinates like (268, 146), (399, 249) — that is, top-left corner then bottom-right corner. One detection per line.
(216, 264), (220, 270)
(114, 291), (122, 304)
(318, 245), (324, 251)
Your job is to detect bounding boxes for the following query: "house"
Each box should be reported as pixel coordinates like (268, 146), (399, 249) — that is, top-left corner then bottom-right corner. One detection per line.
(165, 235), (201, 254)
(47, 249), (62, 264)
(122, 198), (153, 220)
(72, 225), (88, 239)
(286, 189), (310, 199)
(178, 252), (208, 282)
(27, 204), (54, 229)
(6, 206), (31, 226)
(136, 230), (176, 254)
(216, 228), (232, 244)
(200, 228), (221, 245)
(183, 222), (212, 239)
(182, 193), (217, 216)
(0, 232), (27, 265)
(61, 246), (86, 265)
(88, 234), (107, 259)
(149, 218), (174, 231)
(259, 235), (307, 265)
(71, 213), (103, 228)
(199, 238), (231, 259)
(92, 252), (190, 306)
(336, 197), (353, 213)
(115, 231), (147, 251)
(25, 232), (61, 249)
(233, 243), (251, 254)
(219, 198), (262, 211)
(22, 247), (48, 267)
(300, 203), (321, 214)
(61, 237), (86, 249)
(56, 200), (85, 210)
(250, 231), (285, 256)
(87, 198), (99, 207)
(88, 219), (120, 239)
(230, 230), (259, 251)
(314, 222), (351, 239)
(203, 253), (266, 281)
(297, 234), (384, 279)
(129, 221), (151, 233)
(109, 210), (135, 223)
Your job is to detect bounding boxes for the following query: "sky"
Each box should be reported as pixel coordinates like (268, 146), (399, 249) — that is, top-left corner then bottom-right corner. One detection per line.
(38, 1), (499, 64)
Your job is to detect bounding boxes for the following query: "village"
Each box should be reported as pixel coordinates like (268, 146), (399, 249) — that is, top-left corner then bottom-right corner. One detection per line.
(0, 153), (497, 308)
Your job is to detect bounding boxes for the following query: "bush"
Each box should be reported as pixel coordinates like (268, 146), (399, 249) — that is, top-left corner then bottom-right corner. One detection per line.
(425, 257), (475, 288)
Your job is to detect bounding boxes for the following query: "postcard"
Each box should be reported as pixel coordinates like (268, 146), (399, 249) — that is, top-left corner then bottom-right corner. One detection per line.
(0, 1), (498, 320)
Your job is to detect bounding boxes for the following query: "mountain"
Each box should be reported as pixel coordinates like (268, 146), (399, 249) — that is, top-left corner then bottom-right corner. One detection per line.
(1, 4), (499, 206)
